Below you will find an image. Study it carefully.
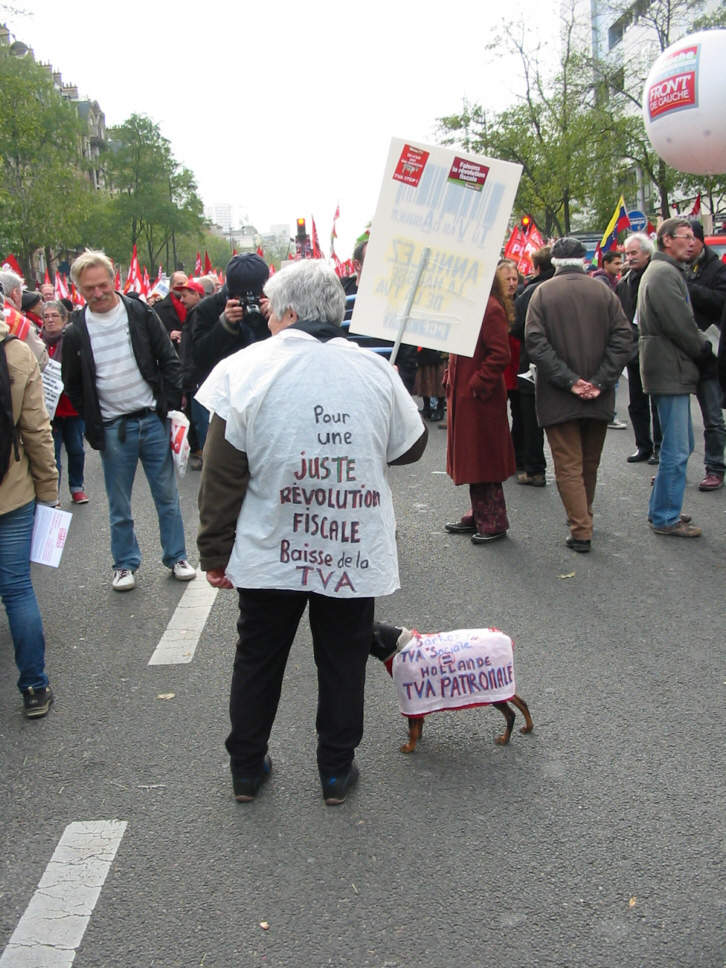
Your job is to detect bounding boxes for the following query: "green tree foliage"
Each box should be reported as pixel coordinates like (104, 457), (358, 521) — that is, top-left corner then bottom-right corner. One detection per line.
(174, 230), (233, 276)
(98, 114), (205, 271)
(438, 0), (726, 234)
(438, 14), (628, 236)
(0, 46), (92, 279)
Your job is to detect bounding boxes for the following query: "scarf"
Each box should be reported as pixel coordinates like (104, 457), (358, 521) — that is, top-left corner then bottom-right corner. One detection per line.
(289, 318), (347, 342)
(170, 292), (187, 323)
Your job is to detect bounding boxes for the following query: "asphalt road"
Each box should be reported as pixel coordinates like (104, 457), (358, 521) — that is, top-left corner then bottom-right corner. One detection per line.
(2, 386), (725, 968)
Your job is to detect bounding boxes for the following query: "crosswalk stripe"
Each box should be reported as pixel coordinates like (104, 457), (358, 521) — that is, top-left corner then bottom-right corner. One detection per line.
(0, 820), (127, 967)
(148, 569), (218, 665)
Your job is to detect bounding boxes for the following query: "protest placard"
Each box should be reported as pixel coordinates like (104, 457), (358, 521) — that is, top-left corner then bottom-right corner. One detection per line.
(41, 358), (64, 420)
(350, 138), (522, 358)
(30, 506), (72, 568)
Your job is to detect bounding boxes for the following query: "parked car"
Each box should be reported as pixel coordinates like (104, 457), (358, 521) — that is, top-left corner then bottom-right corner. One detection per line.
(705, 236), (726, 261)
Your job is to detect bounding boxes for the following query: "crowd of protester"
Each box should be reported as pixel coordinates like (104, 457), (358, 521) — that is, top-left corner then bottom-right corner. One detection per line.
(2, 223), (725, 803)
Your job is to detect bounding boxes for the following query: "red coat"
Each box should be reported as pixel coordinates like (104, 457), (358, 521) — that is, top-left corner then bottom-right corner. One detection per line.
(445, 295), (516, 485)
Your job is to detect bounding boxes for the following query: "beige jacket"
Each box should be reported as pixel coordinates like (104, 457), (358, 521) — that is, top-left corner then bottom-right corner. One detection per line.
(0, 317), (58, 515)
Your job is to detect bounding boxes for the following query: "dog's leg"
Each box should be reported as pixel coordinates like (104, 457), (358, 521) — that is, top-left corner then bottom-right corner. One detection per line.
(401, 716), (424, 753)
(492, 701), (515, 745)
(509, 694), (533, 734)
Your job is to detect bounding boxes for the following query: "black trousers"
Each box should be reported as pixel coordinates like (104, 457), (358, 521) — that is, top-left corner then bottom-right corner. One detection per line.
(508, 390), (525, 470)
(520, 391), (547, 475)
(627, 358), (661, 453)
(227, 588), (374, 777)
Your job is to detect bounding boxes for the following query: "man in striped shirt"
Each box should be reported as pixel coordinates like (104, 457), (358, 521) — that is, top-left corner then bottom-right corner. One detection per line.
(62, 250), (196, 592)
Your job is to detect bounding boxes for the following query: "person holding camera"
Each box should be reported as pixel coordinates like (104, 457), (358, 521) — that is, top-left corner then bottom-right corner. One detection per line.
(191, 254), (271, 391)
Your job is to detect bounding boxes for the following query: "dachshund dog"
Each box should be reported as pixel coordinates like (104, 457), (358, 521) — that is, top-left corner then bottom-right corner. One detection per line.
(371, 621), (533, 753)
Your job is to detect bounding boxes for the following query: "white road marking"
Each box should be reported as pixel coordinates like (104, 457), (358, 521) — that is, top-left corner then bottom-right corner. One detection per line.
(148, 569), (218, 665)
(0, 820), (127, 968)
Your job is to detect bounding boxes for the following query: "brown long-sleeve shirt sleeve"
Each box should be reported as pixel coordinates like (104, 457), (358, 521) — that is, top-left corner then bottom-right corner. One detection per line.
(197, 413), (249, 572)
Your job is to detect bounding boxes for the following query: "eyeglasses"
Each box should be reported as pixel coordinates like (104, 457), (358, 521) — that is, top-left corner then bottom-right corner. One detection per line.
(671, 234), (694, 241)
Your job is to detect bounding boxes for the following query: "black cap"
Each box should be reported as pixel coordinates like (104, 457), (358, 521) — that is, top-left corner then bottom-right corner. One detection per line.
(551, 237), (587, 259)
(225, 254), (269, 296)
(21, 290), (42, 312)
(689, 219), (704, 242)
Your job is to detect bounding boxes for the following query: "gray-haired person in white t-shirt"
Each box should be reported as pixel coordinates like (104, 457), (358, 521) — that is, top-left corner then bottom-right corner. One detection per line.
(197, 259), (428, 807)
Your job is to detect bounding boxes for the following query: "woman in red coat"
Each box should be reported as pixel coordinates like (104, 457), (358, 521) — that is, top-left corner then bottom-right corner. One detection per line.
(444, 275), (516, 544)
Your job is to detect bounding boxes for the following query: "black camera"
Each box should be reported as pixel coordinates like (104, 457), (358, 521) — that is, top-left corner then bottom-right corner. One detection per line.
(231, 291), (265, 332)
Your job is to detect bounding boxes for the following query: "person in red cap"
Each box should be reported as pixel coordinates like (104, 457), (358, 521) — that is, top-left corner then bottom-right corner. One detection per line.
(154, 270), (189, 346)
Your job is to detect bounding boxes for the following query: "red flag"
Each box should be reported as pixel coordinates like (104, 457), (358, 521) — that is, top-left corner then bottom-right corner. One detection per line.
(690, 193), (702, 217)
(256, 246), (264, 258)
(193, 252), (202, 277)
(54, 272), (69, 300)
(217, 270), (224, 284)
(204, 251), (212, 275)
(114, 268), (121, 290)
(142, 266), (151, 296)
(268, 264), (276, 276)
(330, 204), (340, 255)
(124, 244), (143, 294)
(157, 265), (163, 281)
(71, 282), (85, 308)
(311, 216), (324, 259)
(232, 248), (238, 257)
(1, 253), (23, 277)
(503, 227), (534, 275)
(44, 267), (52, 286)
(646, 220), (657, 238)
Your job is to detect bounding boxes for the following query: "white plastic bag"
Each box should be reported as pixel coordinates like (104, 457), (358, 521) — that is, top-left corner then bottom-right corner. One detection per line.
(168, 410), (191, 477)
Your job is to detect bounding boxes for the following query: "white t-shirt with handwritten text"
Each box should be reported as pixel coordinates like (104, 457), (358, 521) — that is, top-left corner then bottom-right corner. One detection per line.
(197, 329), (424, 597)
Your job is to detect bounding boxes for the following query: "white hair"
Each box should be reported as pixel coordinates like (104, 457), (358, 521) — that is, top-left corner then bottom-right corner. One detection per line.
(0, 270), (23, 296)
(264, 260), (346, 326)
(552, 257), (586, 268)
(625, 232), (655, 256)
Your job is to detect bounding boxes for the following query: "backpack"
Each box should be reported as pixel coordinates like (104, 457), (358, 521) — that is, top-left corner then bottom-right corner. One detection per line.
(0, 334), (21, 485)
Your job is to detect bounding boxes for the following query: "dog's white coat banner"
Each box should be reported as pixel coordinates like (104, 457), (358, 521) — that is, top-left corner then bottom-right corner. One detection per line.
(392, 628), (515, 717)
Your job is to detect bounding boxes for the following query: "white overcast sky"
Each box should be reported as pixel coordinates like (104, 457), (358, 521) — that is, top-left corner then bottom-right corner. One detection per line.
(10, 0), (560, 258)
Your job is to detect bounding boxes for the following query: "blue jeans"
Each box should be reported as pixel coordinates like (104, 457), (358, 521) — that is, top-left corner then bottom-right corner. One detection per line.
(53, 416), (86, 494)
(192, 396), (209, 451)
(695, 377), (726, 475)
(0, 500), (48, 692)
(649, 395), (694, 528)
(100, 411), (187, 572)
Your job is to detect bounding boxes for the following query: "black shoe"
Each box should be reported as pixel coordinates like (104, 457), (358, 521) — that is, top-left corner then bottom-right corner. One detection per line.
(565, 536), (591, 553)
(471, 530), (507, 545)
(23, 685), (54, 718)
(517, 472), (546, 486)
(647, 449), (660, 465)
(627, 449), (652, 463)
(444, 520), (476, 534)
(232, 754), (272, 802)
(321, 762), (359, 806)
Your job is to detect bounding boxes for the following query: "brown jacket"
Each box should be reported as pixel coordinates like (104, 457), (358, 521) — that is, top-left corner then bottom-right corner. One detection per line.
(525, 267), (632, 427)
(1, 318), (58, 516)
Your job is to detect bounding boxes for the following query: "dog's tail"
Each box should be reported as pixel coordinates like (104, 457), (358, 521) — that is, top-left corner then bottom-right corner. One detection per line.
(370, 622), (413, 663)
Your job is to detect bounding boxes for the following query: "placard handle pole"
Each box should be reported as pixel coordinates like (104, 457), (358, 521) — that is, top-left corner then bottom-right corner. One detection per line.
(389, 246), (431, 367)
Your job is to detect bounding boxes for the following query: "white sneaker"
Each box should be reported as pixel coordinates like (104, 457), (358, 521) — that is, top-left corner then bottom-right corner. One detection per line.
(607, 418), (627, 429)
(172, 560), (197, 581)
(112, 568), (136, 592)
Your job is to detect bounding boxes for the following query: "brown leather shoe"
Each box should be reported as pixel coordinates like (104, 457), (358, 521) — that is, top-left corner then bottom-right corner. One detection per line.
(699, 473), (724, 491)
(652, 520), (702, 537)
